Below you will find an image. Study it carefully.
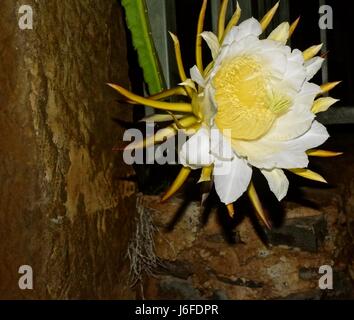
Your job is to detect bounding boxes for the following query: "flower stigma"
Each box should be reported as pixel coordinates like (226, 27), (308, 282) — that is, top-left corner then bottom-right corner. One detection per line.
(213, 55), (292, 140)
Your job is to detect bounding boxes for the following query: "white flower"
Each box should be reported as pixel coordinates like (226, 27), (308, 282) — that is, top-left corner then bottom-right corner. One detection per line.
(110, 2), (340, 224)
(180, 17), (329, 204)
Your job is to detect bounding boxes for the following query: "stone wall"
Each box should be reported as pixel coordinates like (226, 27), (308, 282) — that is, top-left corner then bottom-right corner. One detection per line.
(140, 130), (354, 300)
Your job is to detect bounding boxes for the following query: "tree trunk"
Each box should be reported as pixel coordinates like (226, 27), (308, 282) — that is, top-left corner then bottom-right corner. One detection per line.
(0, 0), (136, 299)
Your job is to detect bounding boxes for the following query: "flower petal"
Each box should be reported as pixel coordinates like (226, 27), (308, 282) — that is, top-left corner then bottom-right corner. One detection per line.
(303, 44), (323, 61)
(282, 52), (306, 91)
(223, 17), (262, 46)
(213, 155), (252, 204)
(190, 65), (206, 88)
(249, 39), (290, 81)
(179, 128), (213, 169)
(288, 48), (305, 65)
(266, 105), (315, 141)
(312, 97), (339, 114)
(221, 35), (260, 61)
(261, 49), (288, 80)
(294, 82), (321, 105)
(266, 83), (320, 141)
(201, 31), (220, 59)
(200, 85), (217, 127)
(305, 57), (324, 81)
(210, 127), (234, 161)
(268, 22), (290, 44)
(233, 121), (329, 169)
(272, 106), (315, 140)
(261, 168), (289, 201)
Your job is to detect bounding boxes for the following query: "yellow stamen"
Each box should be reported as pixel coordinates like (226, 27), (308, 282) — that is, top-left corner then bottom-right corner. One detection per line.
(288, 168), (327, 183)
(226, 203), (235, 218)
(288, 16), (300, 39)
(303, 44), (323, 61)
(196, 0), (208, 72)
(320, 81), (342, 94)
(307, 150), (343, 157)
(108, 83), (192, 112)
(162, 167), (192, 202)
(248, 182), (272, 230)
(311, 97), (339, 114)
(213, 56), (290, 140)
(260, 1), (280, 31)
(268, 91), (292, 114)
(218, 0), (229, 41)
(198, 166), (213, 183)
(222, 2), (241, 42)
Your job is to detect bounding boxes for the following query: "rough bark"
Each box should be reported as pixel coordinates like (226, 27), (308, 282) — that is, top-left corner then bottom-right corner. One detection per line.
(0, 0), (136, 299)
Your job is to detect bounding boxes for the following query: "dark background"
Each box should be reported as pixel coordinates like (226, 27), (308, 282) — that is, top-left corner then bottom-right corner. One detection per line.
(126, 0), (354, 193)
